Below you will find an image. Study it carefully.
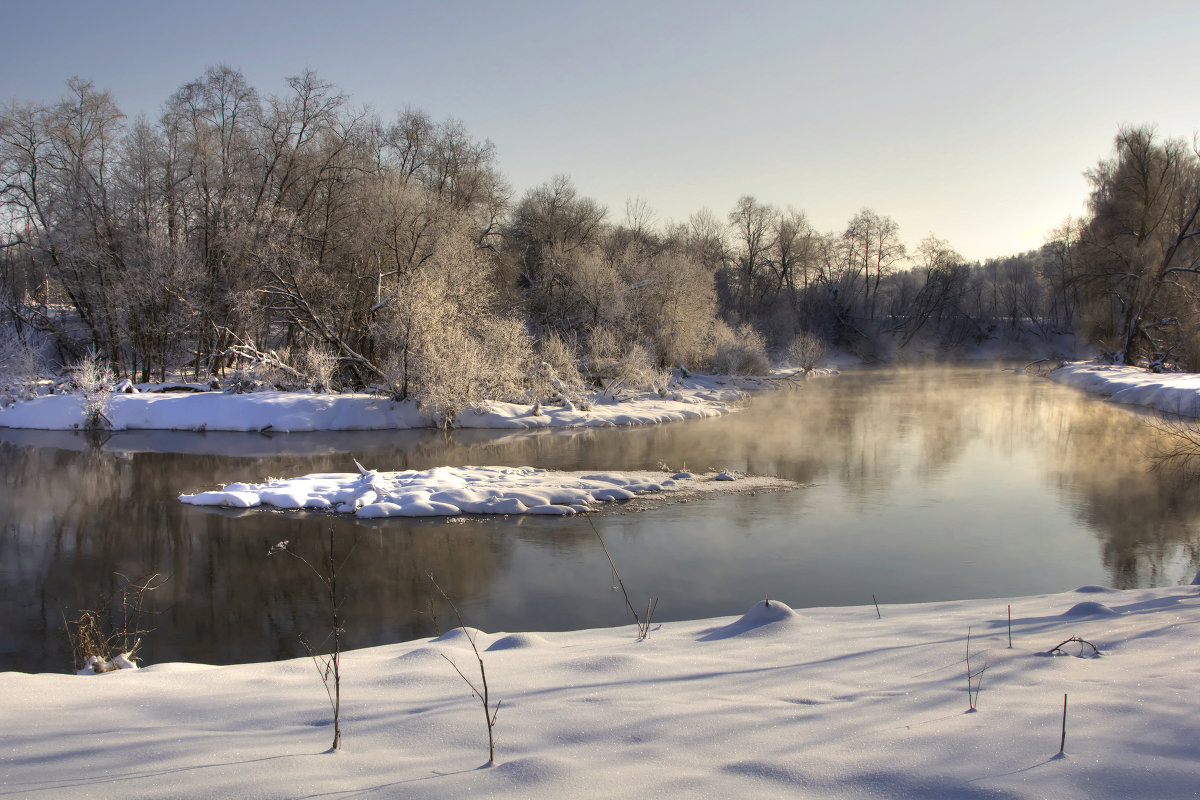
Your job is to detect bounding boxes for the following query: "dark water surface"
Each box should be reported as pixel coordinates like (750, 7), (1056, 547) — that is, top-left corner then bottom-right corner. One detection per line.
(3, 366), (1198, 673)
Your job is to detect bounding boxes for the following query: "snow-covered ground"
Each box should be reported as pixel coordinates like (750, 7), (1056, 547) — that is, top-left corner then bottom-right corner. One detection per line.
(180, 464), (788, 518)
(0, 372), (808, 432)
(1049, 362), (1200, 418)
(4, 583), (1198, 799)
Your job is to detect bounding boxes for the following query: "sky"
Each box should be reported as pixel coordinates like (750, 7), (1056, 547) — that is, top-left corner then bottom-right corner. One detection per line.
(2, 0), (1197, 262)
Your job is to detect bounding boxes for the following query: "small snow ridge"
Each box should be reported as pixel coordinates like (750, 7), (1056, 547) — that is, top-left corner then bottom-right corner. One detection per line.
(492, 755), (569, 785)
(715, 471), (737, 481)
(485, 633), (551, 651)
(394, 646), (445, 664)
(698, 599), (801, 641)
(433, 627), (488, 646)
(1062, 601), (1118, 617)
(1073, 585), (1117, 594)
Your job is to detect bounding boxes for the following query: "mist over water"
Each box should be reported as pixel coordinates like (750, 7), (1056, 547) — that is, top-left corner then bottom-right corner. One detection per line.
(3, 366), (1198, 673)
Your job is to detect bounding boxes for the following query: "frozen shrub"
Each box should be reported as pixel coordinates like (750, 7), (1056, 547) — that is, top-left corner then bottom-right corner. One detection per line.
(612, 342), (668, 393)
(411, 324), (483, 427)
(477, 316), (535, 402)
(301, 345), (339, 392)
(711, 322), (771, 375)
(72, 348), (114, 429)
(587, 326), (620, 362)
(411, 315), (533, 427)
(535, 331), (586, 403)
(787, 331), (828, 372)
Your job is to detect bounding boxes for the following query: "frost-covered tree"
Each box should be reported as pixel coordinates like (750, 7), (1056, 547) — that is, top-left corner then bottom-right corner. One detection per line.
(1076, 126), (1200, 366)
(505, 175), (607, 331)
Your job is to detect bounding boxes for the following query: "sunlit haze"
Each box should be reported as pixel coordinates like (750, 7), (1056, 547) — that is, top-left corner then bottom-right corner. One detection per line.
(3, 0), (1196, 261)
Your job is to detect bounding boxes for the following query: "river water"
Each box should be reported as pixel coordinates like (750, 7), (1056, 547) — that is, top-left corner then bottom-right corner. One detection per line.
(3, 366), (1198, 673)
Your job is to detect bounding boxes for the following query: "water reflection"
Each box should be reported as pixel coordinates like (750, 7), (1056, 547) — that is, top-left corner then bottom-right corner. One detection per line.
(2, 366), (1198, 673)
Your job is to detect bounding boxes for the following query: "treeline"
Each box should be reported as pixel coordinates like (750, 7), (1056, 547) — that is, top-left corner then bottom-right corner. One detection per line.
(2, 68), (1199, 417)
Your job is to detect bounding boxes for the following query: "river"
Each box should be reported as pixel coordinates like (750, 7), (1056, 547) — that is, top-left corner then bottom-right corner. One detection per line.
(2, 365), (1197, 673)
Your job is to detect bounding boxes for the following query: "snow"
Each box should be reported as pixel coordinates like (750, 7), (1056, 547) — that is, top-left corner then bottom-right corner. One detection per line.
(180, 465), (791, 518)
(1049, 362), (1200, 417)
(4, 583), (1199, 798)
(0, 372), (795, 432)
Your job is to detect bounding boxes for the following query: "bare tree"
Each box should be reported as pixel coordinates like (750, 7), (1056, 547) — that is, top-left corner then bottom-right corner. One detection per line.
(843, 208), (906, 323)
(1077, 126), (1200, 366)
(727, 195), (777, 317)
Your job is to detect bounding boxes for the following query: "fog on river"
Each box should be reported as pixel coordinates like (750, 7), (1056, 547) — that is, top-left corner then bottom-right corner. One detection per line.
(2, 366), (1198, 673)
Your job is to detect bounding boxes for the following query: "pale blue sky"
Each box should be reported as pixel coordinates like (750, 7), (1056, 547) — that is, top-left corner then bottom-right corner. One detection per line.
(3, 0), (1196, 261)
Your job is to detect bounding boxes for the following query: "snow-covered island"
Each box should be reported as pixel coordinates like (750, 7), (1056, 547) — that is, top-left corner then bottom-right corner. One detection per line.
(4, 583), (1199, 799)
(180, 464), (789, 517)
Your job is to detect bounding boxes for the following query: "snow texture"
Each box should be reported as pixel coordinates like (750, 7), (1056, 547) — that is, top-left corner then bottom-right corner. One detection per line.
(5, 582), (1200, 799)
(180, 465), (773, 518)
(0, 372), (796, 432)
(1050, 362), (1200, 417)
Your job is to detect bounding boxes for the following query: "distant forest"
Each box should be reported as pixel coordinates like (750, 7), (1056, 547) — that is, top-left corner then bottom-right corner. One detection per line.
(2, 68), (1198, 418)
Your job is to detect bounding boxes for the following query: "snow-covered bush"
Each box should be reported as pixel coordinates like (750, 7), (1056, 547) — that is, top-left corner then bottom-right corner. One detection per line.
(477, 316), (534, 402)
(65, 573), (164, 674)
(411, 316), (533, 427)
(301, 345), (339, 392)
(534, 331), (586, 404)
(710, 321), (771, 375)
(71, 348), (114, 429)
(611, 342), (669, 394)
(786, 331), (828, 372)
(587, 326), (620, 363)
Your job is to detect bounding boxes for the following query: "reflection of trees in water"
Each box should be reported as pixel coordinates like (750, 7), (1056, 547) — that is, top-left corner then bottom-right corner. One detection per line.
(0, 440), (514, 672)
(717, 369), (999, 496)
(744, 369), (1200, 588)
(1038, 404), (1200, 588)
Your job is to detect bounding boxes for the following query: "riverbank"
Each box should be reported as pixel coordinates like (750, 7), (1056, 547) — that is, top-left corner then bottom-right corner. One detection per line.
(0, 371), (816, 432)
(4, 581), (1198, 799)
(1048, 362), (1200, 418)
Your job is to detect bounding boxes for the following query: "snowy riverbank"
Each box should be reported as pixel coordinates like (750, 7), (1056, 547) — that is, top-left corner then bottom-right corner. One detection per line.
(4, 582), (1199, 799)
(0, 372), (810, 432)
(1048, 362), (1200, 418)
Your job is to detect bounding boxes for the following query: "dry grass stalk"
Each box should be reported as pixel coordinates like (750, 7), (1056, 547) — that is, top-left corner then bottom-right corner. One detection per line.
(428, 572), (500, 764)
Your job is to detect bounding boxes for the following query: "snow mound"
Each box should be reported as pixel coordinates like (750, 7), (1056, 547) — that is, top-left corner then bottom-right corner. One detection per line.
(697, 600), (802, 641)
(394, 646), (445, 664)
(486, 633), (552, 651)
(1191, 571), (1200, 586)
(492, 756), (570, 786)
(1062, 600), (1119, 617)
(432, 627), (488, 646)
(1074, 585), (1118, 594)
